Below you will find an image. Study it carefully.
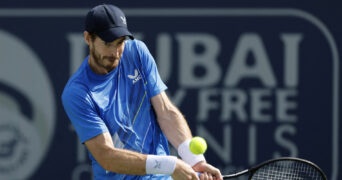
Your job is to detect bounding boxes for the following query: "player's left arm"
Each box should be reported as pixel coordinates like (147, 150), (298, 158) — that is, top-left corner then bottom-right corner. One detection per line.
(151, 92), (222, 179)
(151, 91), (192, 148)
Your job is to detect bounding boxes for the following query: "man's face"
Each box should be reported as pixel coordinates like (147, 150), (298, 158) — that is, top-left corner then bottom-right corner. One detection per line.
(86, 32), (126, 74)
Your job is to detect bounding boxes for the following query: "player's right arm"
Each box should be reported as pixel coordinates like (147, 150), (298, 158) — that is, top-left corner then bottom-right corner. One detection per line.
(62, 84), (148, 175)
(84, 132), (147, 175)
(84, 132), (199, 179)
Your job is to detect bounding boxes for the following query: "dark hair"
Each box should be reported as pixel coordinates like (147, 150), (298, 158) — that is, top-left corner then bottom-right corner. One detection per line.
(89, 32), (97, 42)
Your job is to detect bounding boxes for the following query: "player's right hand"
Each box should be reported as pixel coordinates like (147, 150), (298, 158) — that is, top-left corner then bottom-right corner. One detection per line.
(172, 159), (199, 180)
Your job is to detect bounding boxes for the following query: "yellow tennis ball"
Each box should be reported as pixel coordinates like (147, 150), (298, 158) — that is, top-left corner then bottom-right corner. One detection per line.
(189, 136), (207, 154)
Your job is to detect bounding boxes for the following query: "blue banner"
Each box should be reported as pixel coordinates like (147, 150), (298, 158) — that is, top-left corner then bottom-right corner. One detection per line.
(0, 1), (340, 179)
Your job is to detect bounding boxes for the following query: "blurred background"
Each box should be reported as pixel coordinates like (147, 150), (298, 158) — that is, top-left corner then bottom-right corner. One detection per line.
(0, 0), (340, 179)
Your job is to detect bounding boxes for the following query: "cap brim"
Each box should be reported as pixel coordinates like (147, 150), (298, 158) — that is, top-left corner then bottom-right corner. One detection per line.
(97, 26), (134, 42)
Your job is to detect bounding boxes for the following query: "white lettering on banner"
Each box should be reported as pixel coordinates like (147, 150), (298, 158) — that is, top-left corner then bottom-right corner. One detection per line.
(154, 33), (302, 89)
(282, 34), (302, 87)
(224, 33), (276, 87)
(220, 89), (248, 122)
(273, 124), (298, 158)
(197, 88), (298, 122)
(176, 33), (221, 87)
(248, 125), (257, 165)
(197, 125), (232, 164)
(156, 33), (172, 81)
(251, 89), (272, 122)
(277, 89), (297, 122)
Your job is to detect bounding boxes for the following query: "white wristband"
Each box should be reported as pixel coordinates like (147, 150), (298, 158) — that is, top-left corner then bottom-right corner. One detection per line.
(177, 139), (206, 167)
(146, 155), (177, 175)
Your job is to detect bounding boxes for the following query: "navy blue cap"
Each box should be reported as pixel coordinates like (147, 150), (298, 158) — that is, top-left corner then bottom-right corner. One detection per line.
(85, 4), (134, 42)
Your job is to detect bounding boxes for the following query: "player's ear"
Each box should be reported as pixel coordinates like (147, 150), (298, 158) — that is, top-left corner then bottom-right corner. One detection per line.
(84, 31), (91, 45)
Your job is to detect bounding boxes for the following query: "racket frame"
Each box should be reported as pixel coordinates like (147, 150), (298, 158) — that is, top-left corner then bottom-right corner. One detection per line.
(222, 157), (328, 180)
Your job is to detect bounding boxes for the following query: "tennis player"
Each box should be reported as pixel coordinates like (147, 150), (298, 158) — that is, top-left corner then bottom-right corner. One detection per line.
(62, 4), (222, 180)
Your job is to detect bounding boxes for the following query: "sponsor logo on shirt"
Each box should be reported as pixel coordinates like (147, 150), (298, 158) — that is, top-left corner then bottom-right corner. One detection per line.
(127, 69), (142, 84)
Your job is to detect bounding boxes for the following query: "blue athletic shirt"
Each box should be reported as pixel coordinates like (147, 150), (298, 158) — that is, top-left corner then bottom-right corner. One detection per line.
(62, 40), (172, 179)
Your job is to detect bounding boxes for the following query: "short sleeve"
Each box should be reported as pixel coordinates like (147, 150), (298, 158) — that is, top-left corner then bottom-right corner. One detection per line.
(134, 40), (167, 98)
(62, 83), (108, 143)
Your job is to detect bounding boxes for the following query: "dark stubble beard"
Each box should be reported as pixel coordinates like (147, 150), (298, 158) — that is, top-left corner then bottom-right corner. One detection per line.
(90, 44), (118, 72)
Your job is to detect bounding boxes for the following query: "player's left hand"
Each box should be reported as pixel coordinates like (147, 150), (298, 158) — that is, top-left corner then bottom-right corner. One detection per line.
(192, 161), (223, 180)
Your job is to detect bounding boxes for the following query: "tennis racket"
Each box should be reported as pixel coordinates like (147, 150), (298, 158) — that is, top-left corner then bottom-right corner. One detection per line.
(222, 157), (327, 180)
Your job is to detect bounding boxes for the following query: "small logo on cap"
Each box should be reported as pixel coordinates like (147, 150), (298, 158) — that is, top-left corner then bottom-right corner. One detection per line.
(120, 16), (127, 25)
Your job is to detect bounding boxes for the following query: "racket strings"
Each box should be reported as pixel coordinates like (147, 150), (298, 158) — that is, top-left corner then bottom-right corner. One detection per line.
(251, 160), (324, 180)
